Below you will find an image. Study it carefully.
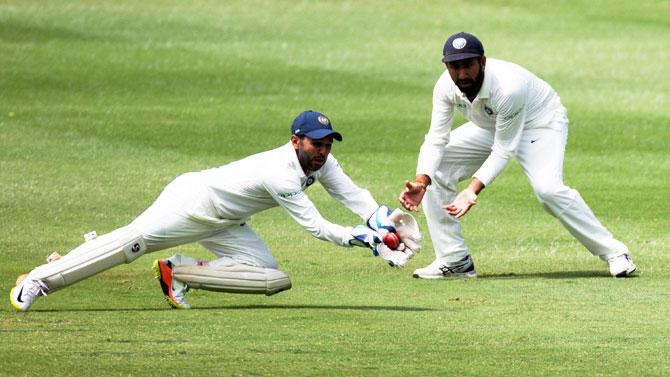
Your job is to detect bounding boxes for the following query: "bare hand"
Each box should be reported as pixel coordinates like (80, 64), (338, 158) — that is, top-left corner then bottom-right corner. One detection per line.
(399, 180), (426, 212)
(443, 188), (477, 218)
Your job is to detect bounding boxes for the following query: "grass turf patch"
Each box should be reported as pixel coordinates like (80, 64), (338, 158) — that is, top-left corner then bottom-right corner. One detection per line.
(2, 1), (669, 376)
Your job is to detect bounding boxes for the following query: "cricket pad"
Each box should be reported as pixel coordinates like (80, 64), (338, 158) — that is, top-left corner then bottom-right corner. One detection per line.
(173, 264), (291, 296)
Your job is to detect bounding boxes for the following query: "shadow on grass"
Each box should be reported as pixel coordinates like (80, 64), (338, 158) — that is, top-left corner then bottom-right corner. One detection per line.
(197, 304), (436, 312)
(29, 304), (436, 313)
(479, 270), (639, 279)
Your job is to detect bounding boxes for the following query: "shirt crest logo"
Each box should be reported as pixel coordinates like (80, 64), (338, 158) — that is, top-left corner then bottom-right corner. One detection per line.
(484, 106), (494, 116)
(452, 38), (467, 49)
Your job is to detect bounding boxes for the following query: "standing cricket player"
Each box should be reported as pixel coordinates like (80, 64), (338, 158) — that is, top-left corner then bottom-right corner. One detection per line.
(11, 110), (421, 311)
(399, 32), (636, 278)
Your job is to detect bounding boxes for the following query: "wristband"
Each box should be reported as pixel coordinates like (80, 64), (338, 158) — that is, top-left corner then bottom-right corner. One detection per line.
(413, 181), (427, 190)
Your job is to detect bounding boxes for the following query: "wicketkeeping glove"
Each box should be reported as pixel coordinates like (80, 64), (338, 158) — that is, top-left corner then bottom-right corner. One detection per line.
(388, 208), (422, 253)
(373, 243), (414, 268)
(348, 225), (383, 249)
(366, 205), (397, 236)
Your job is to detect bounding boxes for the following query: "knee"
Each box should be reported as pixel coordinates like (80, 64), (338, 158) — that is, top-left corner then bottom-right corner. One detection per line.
(533, 181), (570, 205)
(532, 182), (578, 213)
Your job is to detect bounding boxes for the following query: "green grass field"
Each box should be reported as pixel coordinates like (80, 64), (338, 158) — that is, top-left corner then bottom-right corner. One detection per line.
(2, 1), (669, 376)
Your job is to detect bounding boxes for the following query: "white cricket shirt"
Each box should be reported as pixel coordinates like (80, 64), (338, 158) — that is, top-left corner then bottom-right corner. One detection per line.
(199, 142), (379, 246)
(417, 58), (565, 185)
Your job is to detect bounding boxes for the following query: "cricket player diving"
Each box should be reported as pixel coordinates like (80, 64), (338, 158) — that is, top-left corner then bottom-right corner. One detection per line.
(11, 110), (421, 311)
(399, 32), (636, 279)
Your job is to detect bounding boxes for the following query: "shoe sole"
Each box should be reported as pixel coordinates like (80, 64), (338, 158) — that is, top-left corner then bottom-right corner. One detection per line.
(10, 274), (34, 312)
(9, 286), (24, 312)
(152, 260), (187, 309)
(413, 271), (477, 279)
(613, 265), (637, 278)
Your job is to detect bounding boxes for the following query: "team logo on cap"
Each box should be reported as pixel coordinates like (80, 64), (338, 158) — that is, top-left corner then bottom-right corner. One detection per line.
(452, 37), (467, 49)
(317, 115), (330, 126)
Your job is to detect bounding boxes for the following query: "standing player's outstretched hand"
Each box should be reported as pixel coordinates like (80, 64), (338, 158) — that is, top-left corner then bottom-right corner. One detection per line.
(444, 188), (477, 218)
(399, 180), (427, 212)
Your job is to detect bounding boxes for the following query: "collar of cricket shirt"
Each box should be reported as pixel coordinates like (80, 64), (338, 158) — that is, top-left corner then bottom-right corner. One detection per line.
(284, 141), (309, 179)
(475, 68), (492, 100)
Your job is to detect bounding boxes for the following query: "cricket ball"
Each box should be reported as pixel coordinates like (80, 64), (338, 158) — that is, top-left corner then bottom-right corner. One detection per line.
(383, 232), (401, 249)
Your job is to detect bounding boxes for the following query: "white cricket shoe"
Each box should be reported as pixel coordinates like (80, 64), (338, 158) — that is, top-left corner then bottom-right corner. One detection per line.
(413, 255), (477, 279)
(152, 259), (191, 309)
(10, 276), (48, 312)
(607, 254), (637, 278)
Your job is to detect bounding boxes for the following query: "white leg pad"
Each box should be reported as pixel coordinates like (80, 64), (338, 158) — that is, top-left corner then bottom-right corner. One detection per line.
(173, 264), (291, 296)
(28, 226), (146, 291)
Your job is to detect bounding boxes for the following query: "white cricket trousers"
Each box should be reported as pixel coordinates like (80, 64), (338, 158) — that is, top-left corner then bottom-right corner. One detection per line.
(130, 172), (278, 268)
(28, 172), (278, 291)
(423, 111), (629, 264)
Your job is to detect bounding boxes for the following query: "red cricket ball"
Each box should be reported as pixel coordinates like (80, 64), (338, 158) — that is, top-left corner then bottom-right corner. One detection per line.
(383, 232), (401, 249)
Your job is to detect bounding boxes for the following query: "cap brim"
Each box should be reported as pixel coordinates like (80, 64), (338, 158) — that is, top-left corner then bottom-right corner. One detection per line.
(303, 129), (343, 141)
(442, 53), (482, 63)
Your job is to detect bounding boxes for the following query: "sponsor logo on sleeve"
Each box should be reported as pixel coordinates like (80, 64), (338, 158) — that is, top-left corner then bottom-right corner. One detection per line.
(502, 108), (522, 121)
(278, 190), (303, 199)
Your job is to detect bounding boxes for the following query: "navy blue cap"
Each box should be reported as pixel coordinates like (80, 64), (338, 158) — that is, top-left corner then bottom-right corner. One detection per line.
(442, 32), (485, 63)
(291, 110), (342, 141)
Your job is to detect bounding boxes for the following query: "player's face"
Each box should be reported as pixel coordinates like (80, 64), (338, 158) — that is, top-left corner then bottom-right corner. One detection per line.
(292, 135), (333, 173)
(446, 56), (486, 98)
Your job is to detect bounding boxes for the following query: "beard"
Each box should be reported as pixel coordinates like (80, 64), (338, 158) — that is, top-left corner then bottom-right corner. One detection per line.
(309, 155), (326, 171)
(297, 145), (327, 173)
(457, 66), (485, 97)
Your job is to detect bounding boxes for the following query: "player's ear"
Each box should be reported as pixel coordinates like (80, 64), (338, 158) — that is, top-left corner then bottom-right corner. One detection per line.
(290, 135), (300, 150)
(481, 56), (486, 68)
